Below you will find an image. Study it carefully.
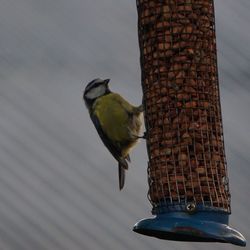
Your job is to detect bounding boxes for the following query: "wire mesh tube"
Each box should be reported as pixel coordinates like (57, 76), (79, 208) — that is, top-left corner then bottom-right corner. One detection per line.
(139, 0), (229, 213)
(134, 0), (246, 246)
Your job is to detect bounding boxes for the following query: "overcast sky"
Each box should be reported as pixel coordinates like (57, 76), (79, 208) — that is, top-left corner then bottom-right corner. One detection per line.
(0, 0), (249, 249)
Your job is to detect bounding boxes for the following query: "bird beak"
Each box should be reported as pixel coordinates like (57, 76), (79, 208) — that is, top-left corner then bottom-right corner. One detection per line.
(104, 79), (110, 85)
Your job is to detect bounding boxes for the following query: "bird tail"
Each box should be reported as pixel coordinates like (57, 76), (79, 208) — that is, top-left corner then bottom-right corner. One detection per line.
(118, 163), (125, 190)
(118, 158), (128, 190)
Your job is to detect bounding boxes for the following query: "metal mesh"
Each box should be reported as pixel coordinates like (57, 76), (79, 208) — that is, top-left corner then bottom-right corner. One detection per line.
(137, 0), (230, 213)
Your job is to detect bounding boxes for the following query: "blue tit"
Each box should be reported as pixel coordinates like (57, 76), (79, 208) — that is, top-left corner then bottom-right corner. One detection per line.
(83, 78), (143, 190)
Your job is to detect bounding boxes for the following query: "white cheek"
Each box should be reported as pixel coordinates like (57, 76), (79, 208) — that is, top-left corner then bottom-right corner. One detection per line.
(86, 86), (105, 99)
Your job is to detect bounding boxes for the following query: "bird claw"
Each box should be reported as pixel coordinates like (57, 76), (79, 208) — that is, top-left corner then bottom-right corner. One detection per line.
(142, 131), (147, 139)
(136, 131), (147, 140)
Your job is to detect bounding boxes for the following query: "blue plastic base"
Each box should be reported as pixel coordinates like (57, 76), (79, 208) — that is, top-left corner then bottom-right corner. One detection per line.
(133, 212), (246, 246)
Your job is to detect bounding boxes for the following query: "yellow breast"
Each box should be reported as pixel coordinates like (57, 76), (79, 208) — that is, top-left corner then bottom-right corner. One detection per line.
(93, 93), (132, 142)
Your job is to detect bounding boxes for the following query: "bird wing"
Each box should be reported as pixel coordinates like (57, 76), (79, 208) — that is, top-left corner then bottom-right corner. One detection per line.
(90, 113), (128, 170)
(90, 113), (127, 190)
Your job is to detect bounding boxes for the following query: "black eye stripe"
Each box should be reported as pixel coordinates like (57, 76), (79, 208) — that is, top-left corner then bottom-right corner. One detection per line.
(85, 79), (104, 94)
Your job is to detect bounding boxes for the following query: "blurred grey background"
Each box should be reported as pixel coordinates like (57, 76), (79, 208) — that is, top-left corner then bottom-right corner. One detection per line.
(0, 0), (249, 249)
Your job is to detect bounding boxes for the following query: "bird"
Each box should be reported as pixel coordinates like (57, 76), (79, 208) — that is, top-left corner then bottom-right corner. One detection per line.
(83, 78), (143, 190)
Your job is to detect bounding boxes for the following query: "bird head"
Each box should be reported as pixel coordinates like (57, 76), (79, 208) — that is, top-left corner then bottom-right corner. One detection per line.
(83, 78), (110, 109)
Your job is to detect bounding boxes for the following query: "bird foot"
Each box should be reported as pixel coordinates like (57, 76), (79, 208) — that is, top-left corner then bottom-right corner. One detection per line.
(136, 131), (147, 140)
